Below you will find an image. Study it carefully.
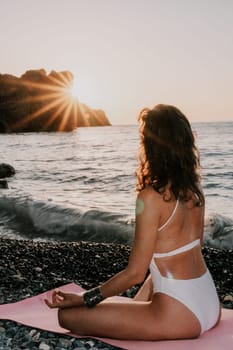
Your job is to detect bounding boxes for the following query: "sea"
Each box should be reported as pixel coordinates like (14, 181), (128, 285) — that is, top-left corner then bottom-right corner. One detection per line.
(0, 122), (233, 249)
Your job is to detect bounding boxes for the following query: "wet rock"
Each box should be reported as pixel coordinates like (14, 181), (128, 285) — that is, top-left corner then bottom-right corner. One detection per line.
(0, 180), (8, 188)
(0, 163), (15, 178)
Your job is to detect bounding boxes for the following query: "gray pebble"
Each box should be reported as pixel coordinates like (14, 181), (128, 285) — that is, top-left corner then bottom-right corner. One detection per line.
(35, 267), (43, 272)
(59, 338), (72, 347)
(223, 295), (233, 302)
(39, 342), (51, 350)
(0, 326), (6, 333)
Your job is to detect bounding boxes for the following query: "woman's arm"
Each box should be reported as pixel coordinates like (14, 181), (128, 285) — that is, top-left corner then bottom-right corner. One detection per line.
(99, 188), (159, 299)
(133, 274), (153, 301)
(45, 188), (160, 308)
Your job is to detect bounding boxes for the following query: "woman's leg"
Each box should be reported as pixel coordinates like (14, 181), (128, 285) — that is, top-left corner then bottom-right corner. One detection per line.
(59, 300), (161, 340)
(58, 294), (201, 340)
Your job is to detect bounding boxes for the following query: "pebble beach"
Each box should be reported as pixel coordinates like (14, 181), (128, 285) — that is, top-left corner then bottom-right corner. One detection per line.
(0, 238), (232, 349)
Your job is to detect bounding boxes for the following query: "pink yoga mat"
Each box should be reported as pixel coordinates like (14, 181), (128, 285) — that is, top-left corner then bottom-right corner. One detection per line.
(0, 283), (232, 350)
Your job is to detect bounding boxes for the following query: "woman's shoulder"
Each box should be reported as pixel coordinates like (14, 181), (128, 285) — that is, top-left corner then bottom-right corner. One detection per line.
(137, 186), (162, 204)
(136, 186), (162, 223)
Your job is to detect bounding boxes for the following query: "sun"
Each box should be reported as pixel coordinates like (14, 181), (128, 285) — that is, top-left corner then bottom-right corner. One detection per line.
(64, 80), (80, 102)
(67, 77), (98, 108)
(68, 80), (80, 100)
(64, 77), (87, 103)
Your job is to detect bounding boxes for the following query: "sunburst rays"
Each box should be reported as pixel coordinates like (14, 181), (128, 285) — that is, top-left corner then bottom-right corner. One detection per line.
(11, 71), (90, 131)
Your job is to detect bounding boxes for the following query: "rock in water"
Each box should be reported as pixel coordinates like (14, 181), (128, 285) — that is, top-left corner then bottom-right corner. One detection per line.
(0, 163), (15, 178)
(0, 180), (8, 189)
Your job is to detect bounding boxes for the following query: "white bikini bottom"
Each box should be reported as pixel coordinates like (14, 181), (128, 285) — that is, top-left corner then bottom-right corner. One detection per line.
(149, 261), (220, 334)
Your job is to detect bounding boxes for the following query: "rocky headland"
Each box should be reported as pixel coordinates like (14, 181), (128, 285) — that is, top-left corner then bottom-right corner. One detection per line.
(0, 70), (111, 133)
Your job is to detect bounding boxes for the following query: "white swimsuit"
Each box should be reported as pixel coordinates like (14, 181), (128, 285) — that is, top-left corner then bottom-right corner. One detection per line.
(149, 200), (220, 334)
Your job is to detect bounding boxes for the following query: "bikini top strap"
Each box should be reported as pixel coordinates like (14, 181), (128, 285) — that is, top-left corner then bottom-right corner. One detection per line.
(158, 199), (179, 232)
(153, 238), (200, 258)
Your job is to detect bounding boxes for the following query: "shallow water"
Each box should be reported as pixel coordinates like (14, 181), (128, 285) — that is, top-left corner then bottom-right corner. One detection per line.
(0, 122), (233, 248)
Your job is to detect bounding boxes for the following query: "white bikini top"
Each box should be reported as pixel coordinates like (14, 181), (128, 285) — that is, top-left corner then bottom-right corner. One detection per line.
(153, 199), (201, 258)
(158, 199), (179, 232)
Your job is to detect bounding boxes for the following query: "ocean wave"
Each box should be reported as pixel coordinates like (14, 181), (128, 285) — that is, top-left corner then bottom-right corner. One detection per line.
(0, 194), (134, 245)
(205, 172), (233, 178)
(0, 194), (232, 250)
(204, 213), (233, 250)
(204, 183), (223, 189)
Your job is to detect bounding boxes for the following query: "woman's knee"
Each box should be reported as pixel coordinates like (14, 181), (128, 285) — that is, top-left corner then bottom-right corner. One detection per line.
(58, 308), (69, 330)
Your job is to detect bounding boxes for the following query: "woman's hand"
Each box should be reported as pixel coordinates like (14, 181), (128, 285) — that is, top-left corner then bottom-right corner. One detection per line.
(44, 289), (83, 309)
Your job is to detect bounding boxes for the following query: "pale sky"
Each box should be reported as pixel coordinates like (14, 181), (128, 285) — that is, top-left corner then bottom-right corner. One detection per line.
(0, 0), (232, 124)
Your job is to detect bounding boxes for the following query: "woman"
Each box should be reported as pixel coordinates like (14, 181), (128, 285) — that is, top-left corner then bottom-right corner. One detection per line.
(45, 104), (221, 340)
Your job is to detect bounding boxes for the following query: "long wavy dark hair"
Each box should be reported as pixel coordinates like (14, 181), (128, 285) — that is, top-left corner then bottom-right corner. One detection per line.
(136, 104), (204, 206)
